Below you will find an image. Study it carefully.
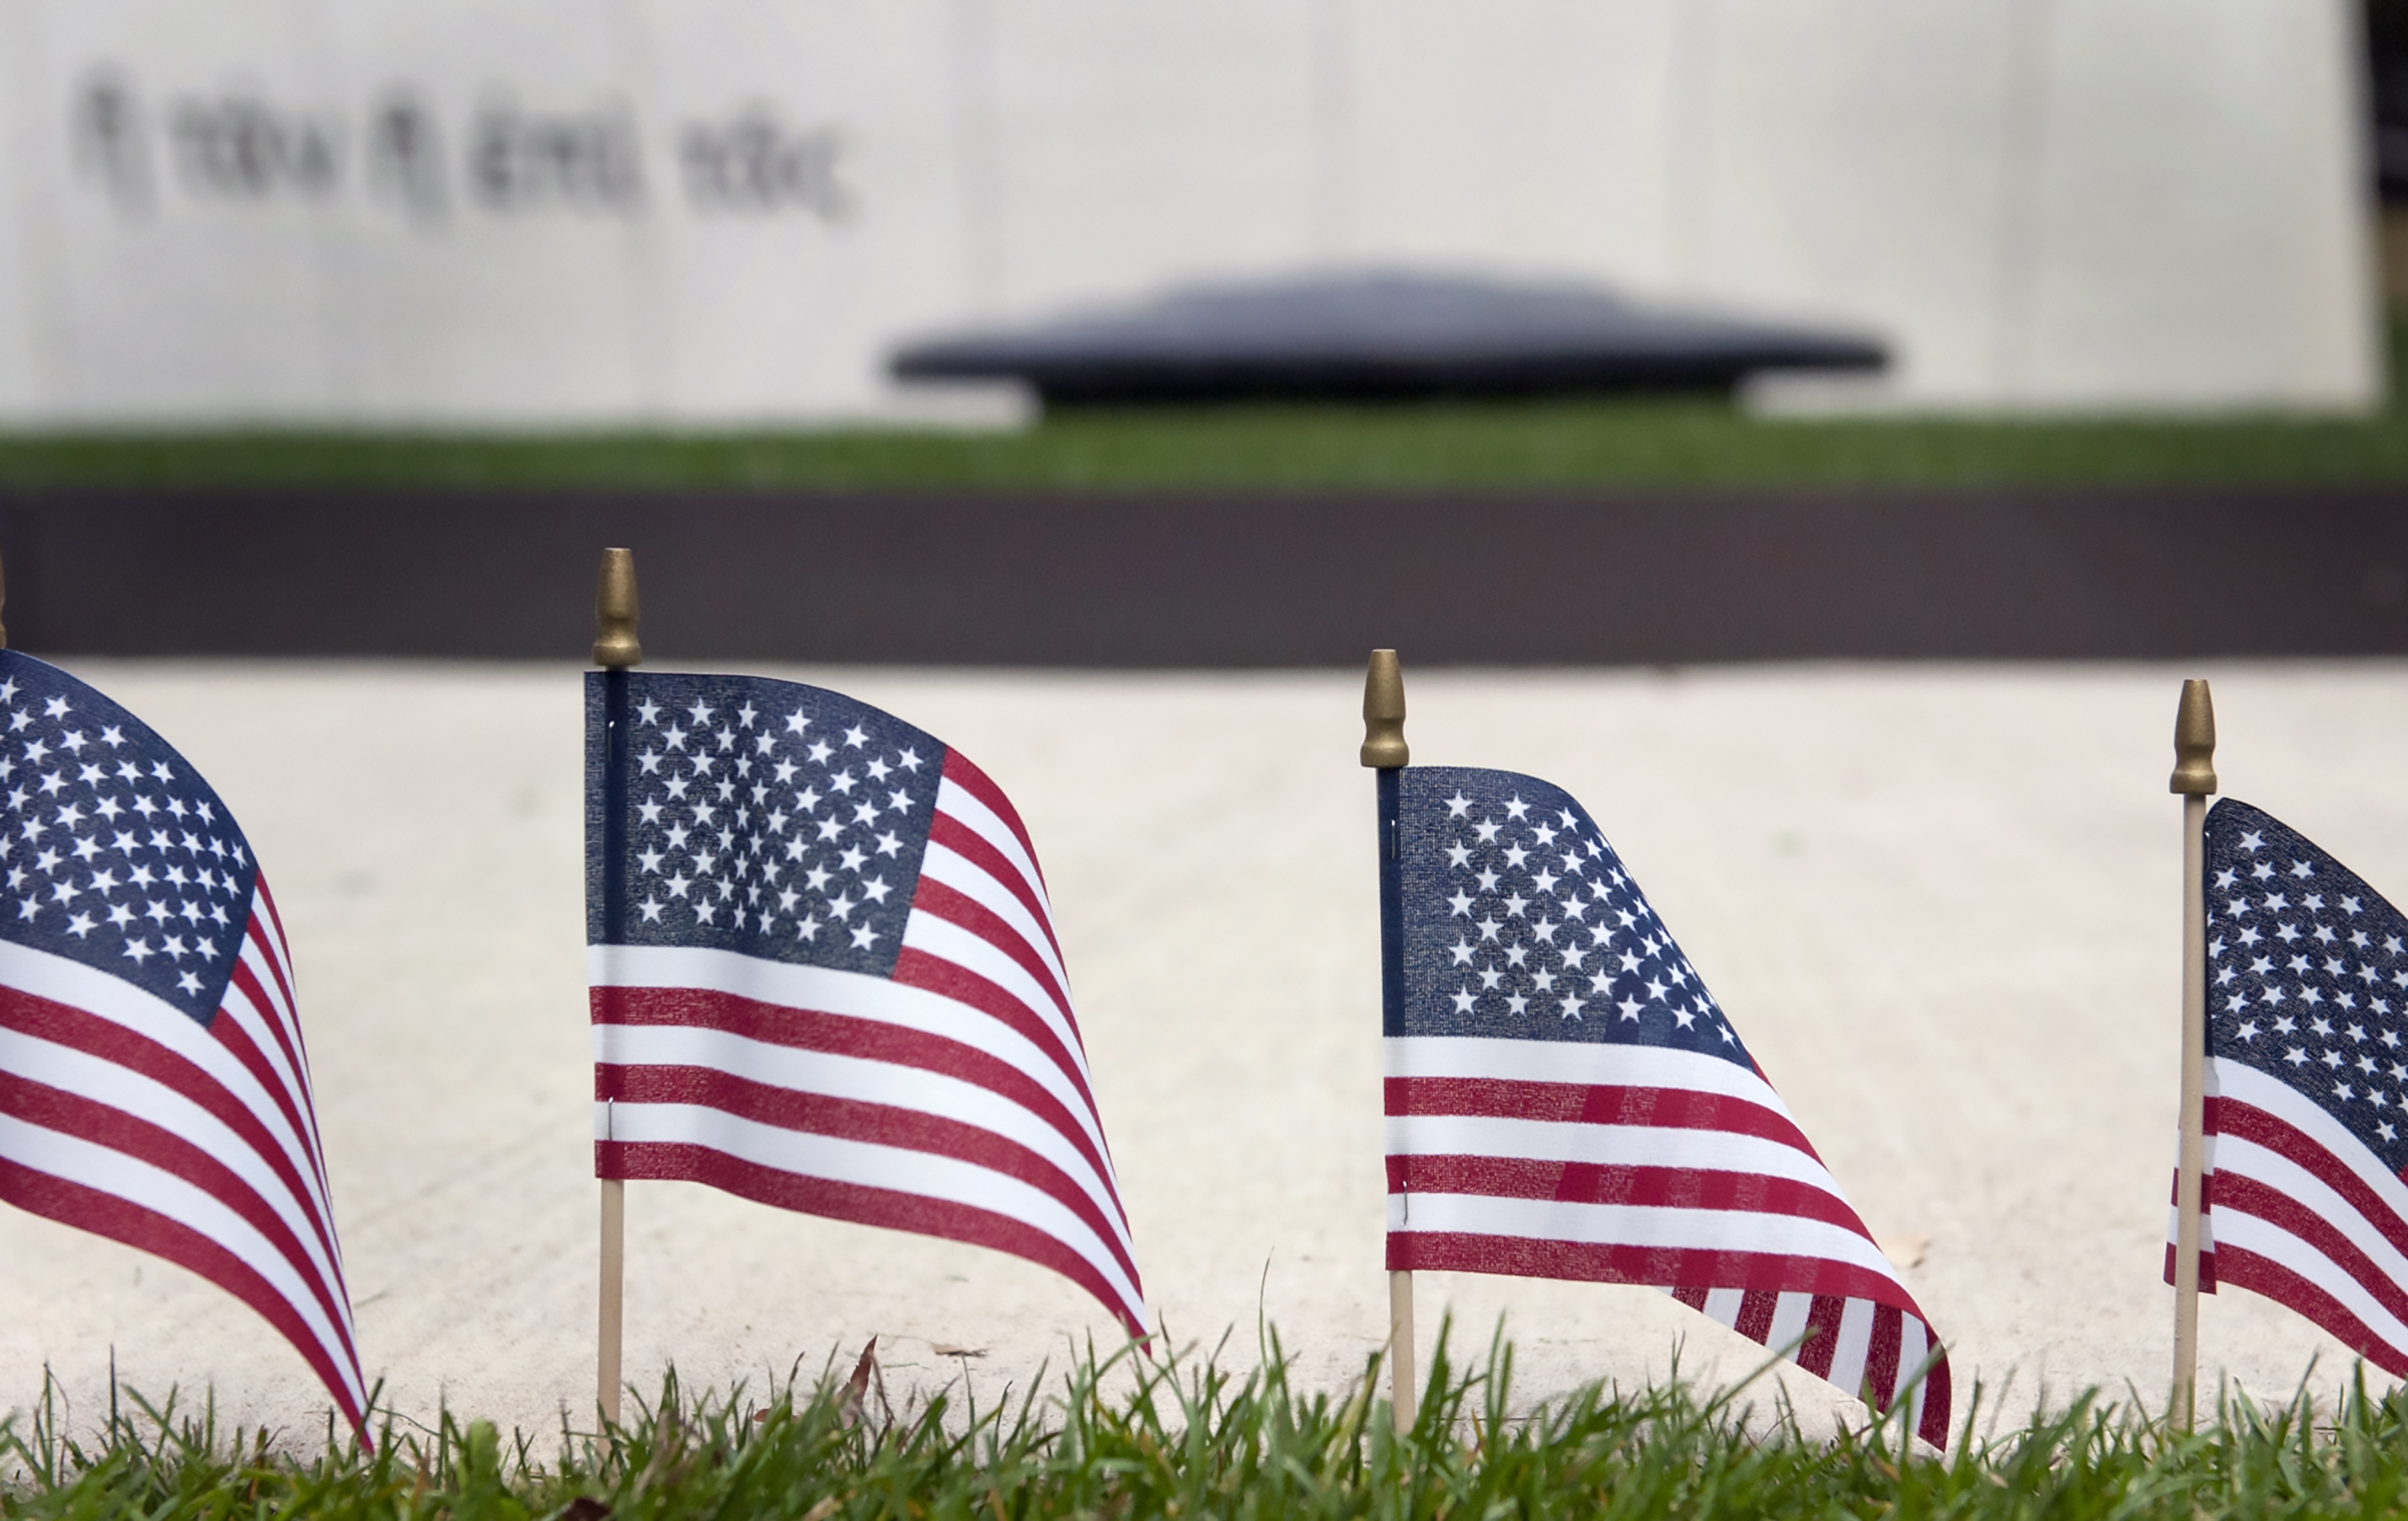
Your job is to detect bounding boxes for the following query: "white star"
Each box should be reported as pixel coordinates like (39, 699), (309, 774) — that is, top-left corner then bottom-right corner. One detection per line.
(843, 725), (869, 749)
(1448, 938), (1476, 966)
(638, 897), (664, 924)
(1645, 977), (1669, 1002)
(177, 971), (202, 995)
(1445, 793), (1472, 818)
(1558, 997), (1583, 1021)
(1450, 987), (1477, 1015)
(1618, 997), (1642, 1021)
(851, 925), (879, 950)
(1447, 891), (1475, 918)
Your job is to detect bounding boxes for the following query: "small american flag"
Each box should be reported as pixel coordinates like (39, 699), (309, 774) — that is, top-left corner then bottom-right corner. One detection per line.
(0, 652), (363, 1426)
(586, 671), (1146, 1340)
(1381, 765), (1950, 1445)
(2167, 799), (2408, 1372)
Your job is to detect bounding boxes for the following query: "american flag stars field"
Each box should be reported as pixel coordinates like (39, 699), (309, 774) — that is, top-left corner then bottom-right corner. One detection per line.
(600, 687), (943, 962)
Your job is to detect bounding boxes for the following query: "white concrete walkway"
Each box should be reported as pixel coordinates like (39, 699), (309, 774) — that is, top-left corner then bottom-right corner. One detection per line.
(2, 660), (2402, 1443)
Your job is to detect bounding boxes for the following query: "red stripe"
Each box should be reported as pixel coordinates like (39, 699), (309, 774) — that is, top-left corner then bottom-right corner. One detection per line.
(595, 1062), (1138, 1287)
(590, 985), (1114, 1193)
(940, 752), (1049, 895)
(1796, 1295), (1847, 1377)
(1385, 1077), (1821, 1161)
(2214, 1242), (2408, 1377)
(1865, 1303), (1903, 1410)
(1672, 1284), (1709, 1312)
(598, 1139), (1145, 1341)
(909, 877), (1071, 1020)
(2212, 1098), (2408, 1263)
(1386, 1230), (1920, 1312)
(925, 812), (1064, 968)
(1917, 1349), (1954, 1448)
(1389, 1155), (1869, 1235)
(0, 1068), (353, 1360)
(2209, 1172), (2408, 1333)
(886, 950), (1101, 1118)
(0, 985), (336, 1266)
(1734, 1289), (1777, 1344)
(0, 1154), (362, 1426)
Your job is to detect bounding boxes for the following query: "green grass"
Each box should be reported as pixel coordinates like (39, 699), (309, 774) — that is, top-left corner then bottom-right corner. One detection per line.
(4, 323), (2408, 492)
(12, 1330), (2408, 1520)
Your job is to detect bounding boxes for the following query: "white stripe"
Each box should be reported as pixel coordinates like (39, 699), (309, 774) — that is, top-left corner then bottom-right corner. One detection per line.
(0, 1024), (346, 1299)
(935, 778), (1055, 924)
(2208, 1206), (2408, 1358)
(595, 1024), (1134, 1257)
(0, 941), (333, 1235)
(1767, 1291), (1815, 1358)
(2211, 1130), (2408, 1302)
(1825, 1297), (1876, 1401)
(1393, 1191), (1900, 1282)
(918, 842), (1070, 997)
(0, 1109), (363, 1410)
(591, 945), (1114, 1166)
(1701, 1286), (1744, 1325)
(609, 1099), (1145, 1326)
(2211, 1059), (2408, 1227)
(1384, 1037), (1802, 1127)
(898, 913), (1095, 1089)
(1384, 1114), (1843, 1193)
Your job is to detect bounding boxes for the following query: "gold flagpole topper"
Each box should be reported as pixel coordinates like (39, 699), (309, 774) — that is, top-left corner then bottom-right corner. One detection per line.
(593, 547), (641, 669)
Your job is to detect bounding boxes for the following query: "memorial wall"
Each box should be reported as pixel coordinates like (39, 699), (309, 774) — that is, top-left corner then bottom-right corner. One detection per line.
(0, 0), (2382, 423)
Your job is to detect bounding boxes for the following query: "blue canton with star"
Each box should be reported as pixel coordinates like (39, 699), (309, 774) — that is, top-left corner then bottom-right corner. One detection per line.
(585, 673), (946, 978)
(1393, 766), (1753, 1069)
(2206, 798), (2408, 1173)
(0, 651), (259, 1024)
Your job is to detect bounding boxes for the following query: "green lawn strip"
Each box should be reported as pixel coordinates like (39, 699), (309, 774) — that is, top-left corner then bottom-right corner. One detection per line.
(4, 404), (2408, 491)
(8, 1330), (2408, 1519)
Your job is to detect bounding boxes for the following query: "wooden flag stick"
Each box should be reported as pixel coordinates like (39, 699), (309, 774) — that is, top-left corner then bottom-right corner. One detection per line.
(2168, 678), (2216, 1426)
(1362, 649), (1414, 1434)
(593, 547), (642, 1426)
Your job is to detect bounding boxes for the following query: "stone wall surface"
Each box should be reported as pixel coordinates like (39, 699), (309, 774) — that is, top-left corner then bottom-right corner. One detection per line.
(0, 0), (2380, 421)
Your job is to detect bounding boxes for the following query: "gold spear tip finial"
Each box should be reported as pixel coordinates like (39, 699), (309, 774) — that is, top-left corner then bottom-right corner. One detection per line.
(1361, 648), (1408, 769)
(592, 547), (641, 668)
(2170, 678), (2216, 796)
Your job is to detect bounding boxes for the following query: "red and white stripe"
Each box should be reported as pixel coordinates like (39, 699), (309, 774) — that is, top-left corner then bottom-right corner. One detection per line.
(0, 879), (366, 1426)
(2170, 1056), (2408, 1375)
(593, 751), (1148, 1338)
(1387, 1036), (1950, 1447)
